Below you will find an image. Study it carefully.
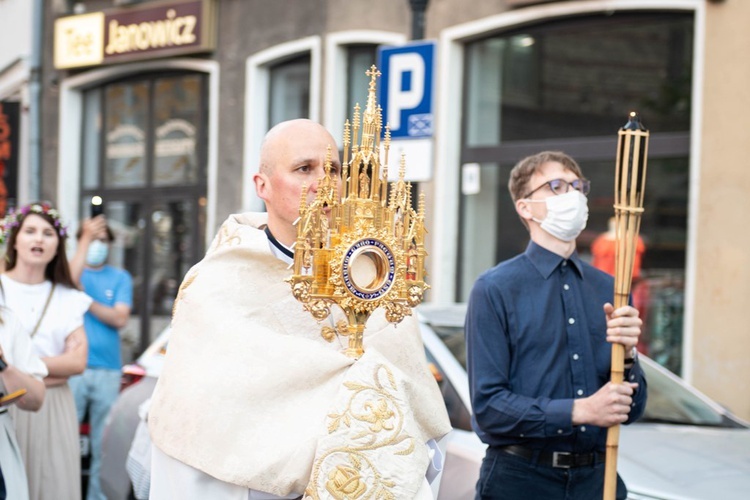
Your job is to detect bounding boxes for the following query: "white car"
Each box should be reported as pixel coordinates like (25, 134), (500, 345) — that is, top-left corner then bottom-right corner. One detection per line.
(417, 303), (750, 500)
(100, 304), (750, 499)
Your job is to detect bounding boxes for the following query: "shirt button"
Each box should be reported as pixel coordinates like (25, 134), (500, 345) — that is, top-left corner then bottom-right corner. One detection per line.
(630, 374), (635, 381)
(568, 318), (575, 325)
(563, 284), (570, 290)
(573, 354), (579, 360)
(520, 434), (525, 438)
(580, 426), (587, 432)
(577, 389), (584, 396)
(557, 429), (563, 434)
(562, 261), (568, 267)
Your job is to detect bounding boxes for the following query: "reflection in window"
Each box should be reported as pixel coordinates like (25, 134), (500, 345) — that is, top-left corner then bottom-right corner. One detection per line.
(640, 360), (731, 427)
(82, 88), (102, 190)
(105, 82), (149, 187)
(149, 200), (199, 339)
(346, 44), (377, 116)
(465, 13), (693, 145)
(269, 55), (311, 127)
(153, 75), (202, 186)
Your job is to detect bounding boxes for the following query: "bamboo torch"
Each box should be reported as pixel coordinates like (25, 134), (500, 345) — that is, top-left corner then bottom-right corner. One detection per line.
(604, 112), (649, 500)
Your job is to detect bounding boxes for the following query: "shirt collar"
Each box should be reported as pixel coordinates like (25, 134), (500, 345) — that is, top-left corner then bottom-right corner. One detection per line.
(264, 226), (294, 264)
(524, 241), (584, 279)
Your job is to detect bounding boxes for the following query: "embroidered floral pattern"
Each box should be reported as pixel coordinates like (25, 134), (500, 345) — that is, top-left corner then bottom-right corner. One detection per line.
(211, 224), (241, 250)
(305, 363), (419, 500)
(326, 463), (367, 499)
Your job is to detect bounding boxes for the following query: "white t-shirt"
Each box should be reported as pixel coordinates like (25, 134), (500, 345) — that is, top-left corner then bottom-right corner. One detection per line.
(0, 306), (48, 379)
(0, 274), (92, 358)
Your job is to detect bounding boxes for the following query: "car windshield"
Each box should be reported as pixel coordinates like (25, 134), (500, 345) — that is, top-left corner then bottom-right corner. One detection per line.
(637, 360), (745, 428)
(421, 305), (746, 430)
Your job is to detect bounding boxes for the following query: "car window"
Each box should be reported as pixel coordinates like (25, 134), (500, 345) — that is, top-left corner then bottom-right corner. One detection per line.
(423, 308), (747, 430)
(640, 360), (746, 428)
(429, 324), (467, 371)
(424, 349), (473, 432)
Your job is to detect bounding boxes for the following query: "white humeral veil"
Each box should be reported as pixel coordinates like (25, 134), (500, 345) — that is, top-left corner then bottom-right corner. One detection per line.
(148, 212), (451, 497)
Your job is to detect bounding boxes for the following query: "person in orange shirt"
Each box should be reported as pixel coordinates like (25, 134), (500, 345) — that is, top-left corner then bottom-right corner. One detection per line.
(591, 217), (646, 279)
(591, 216), (649, 355)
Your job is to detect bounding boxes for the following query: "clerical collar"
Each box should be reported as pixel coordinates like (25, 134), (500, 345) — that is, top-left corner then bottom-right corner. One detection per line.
(264, 226), (294, 262)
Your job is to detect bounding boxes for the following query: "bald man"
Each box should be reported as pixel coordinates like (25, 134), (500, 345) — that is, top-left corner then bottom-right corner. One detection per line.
(148, 120), (451, 499)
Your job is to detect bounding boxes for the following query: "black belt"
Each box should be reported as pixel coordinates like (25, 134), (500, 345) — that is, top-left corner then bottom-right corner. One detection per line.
(497, 444), (603, 469)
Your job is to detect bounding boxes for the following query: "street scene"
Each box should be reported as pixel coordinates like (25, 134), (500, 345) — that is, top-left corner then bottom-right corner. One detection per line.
(1, 0), (749, 499)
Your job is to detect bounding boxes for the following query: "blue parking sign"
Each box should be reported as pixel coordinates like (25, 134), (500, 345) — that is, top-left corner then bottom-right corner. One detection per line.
(378, 41), (435, 139)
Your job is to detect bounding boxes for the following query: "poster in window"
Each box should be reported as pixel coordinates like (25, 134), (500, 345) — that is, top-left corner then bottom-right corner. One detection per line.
(0, 102), (19, 217)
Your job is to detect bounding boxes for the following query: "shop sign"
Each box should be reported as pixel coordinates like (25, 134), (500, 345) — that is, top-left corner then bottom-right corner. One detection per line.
(0, 102), (19, 216)
(54, 0), (216, 69)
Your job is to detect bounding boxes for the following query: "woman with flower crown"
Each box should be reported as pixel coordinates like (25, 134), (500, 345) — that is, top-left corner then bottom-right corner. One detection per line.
(0, 201), (92, 500)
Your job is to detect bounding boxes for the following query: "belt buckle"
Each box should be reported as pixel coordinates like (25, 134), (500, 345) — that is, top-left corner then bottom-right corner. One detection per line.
(552, 451), (572, 468)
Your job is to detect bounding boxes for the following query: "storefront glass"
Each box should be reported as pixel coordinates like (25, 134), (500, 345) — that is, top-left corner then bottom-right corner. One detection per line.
(459, 12), (693, 374)
(81, 72), (208, 357)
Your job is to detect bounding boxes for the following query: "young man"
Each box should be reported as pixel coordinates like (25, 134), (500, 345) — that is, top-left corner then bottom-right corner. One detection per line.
(69, 218), (133, 500)
(148, 119), (451, 499)
(466, 151), (647, 499)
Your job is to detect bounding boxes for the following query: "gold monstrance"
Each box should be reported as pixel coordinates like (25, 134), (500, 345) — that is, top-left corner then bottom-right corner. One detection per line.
(287, 66), (429, 359)
(604, 112), (650, 500)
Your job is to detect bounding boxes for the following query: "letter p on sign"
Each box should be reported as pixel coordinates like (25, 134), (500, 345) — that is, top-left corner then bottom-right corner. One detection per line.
(378, 41), (435, 139)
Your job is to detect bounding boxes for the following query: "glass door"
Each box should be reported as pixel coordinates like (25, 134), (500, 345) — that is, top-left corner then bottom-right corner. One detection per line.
(81, 71), (208, 357)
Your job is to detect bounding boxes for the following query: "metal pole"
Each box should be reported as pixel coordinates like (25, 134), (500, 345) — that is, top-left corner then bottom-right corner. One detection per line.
(28, 0), (44, 202)
(406, 0), (429, 211)
(408, 0), (430, 40)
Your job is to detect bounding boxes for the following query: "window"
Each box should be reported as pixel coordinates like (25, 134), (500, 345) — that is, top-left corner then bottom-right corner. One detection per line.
(458, 12), (694, 373)
(345, 44), (378, 121)
(268, 55), (311, 127)
(81, 72), (208, 354)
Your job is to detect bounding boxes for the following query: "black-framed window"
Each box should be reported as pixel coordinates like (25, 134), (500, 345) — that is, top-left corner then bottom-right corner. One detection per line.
(81, 72), (208, 358)
(458, 12), (693, 374)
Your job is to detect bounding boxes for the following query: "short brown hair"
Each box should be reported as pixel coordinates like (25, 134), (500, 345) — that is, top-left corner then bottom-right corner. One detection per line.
(508, 151), (584, 203)
(76, 225), (115, 242)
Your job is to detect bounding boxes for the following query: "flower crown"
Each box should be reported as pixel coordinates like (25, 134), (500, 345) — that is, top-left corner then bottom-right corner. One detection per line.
(0, 202), (69, 245)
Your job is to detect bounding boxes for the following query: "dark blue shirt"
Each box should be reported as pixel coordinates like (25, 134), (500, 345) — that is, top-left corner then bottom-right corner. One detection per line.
(466, 241), (647, 453)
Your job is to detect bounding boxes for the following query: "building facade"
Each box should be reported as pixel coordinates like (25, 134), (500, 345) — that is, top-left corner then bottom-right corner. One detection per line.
(24, 0), (749, 419)
(0, 0), (37, 209)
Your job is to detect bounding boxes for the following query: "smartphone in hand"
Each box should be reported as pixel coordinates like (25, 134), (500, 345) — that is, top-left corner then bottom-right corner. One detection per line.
(90, 196), (104, 217)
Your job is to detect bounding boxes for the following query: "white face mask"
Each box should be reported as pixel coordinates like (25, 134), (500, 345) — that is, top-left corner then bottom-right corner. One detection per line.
(86, 240), (109, 267)
(526, 190), (589, 242)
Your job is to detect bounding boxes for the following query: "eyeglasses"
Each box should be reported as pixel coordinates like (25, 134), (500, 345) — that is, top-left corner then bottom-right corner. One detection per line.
(523, 178), (591, 199)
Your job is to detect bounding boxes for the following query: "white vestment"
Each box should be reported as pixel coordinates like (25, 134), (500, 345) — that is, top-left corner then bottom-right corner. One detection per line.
(148, 212), (451, 498)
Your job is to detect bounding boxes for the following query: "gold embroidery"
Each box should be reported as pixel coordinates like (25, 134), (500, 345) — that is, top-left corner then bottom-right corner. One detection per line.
(172, 271), (197, 318)
(326, 463), (367, 499)
(211, 224), (241, 250)
(305, 364), (416, 499)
